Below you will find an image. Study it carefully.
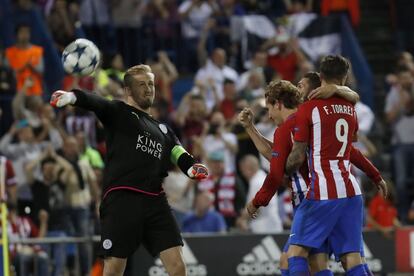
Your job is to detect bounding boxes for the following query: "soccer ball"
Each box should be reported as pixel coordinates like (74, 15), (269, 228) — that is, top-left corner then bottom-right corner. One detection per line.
(62, 39), (100, 75)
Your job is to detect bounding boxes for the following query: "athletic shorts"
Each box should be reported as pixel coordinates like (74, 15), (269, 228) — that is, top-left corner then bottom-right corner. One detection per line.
(99, 190), (183, 258)
(282, 234), (365, 260)
(289, 195), (363, 257)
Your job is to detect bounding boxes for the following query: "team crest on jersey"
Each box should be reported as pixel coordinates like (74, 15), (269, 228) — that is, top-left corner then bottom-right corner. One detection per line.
(159, 124), (168, 134)
(103, 239), (112, 250)
(272, 151), (279, 157)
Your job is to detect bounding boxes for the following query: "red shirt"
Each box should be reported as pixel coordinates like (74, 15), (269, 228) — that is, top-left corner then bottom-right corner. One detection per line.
(253, 114), (309, 208)
(369, 195), (397, 227)
(220, 99), (236, 120)
(294, 97), (361, 200)
(267, 52), (297, 81)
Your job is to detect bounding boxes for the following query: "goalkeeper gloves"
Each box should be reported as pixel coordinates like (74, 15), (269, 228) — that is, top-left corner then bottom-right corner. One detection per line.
(50, 90), (77, 107)
(187, 163), (208, 180)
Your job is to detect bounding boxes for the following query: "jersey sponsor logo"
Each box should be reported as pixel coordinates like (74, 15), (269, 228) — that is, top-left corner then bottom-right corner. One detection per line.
(159, 124), (168, 134)
(103, 239), (112, 250)
(237, 236), (281, 275)
(149, 240), (207, 276)
(136, 134), (163, 159)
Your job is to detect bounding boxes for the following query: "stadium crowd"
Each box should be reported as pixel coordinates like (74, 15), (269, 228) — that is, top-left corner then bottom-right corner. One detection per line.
(0, 0), (413, 275)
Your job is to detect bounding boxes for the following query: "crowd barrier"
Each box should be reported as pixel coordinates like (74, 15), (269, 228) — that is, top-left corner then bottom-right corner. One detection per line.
(4, 229), (408, 275)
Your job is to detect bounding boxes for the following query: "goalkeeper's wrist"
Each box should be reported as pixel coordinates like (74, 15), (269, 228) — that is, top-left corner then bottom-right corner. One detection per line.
(68, 92), (77, 104)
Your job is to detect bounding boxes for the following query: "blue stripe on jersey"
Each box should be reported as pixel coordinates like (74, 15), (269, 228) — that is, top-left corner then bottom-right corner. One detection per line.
(308, 147), (316, 199)
(292, 172), (305, 204)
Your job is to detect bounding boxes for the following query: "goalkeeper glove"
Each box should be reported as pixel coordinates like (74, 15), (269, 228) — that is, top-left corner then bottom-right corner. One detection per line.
(187, 163), (208, 180)
(50, 90), (77, 107)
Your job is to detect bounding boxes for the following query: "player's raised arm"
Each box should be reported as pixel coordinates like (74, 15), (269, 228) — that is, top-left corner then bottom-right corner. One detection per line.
(238, 107), (273, 161)
(170, 144), (208, 180)
(50, 89), (115, 124)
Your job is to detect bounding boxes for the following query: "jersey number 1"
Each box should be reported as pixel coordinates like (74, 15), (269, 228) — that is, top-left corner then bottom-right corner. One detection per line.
(335, 119), (349, 157)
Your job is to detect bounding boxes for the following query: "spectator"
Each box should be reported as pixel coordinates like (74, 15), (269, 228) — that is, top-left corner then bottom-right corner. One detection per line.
(212, 0), (245, 53)
(60, 136), (100, 276)
(182, 191), (227, 233)
(202, 111), (238, 173)
(197, 151), (246, 229)
(261, 36), (308, 82)
(367, 184), (402, 238)
(220, 79), (238, 121)
(0, 155), (17, 205)
(96, 54), (126, 100)
(111, 0), (150, 65)
(79, 0), (114, 53)
(239, 155), (283, 233)
(5, 24), (44, 96)
(7, 202), (49, 276)
(195, 48), (239, 110)
(179, 0), (219, 71)
(230, 98), (260, 171)
(75, 131), (103, 169)
(144, 0), (180, 52)
(25, 147), (72, 276)
(0, 49), (16, 95)
(148, 51), (179, 115)
(240, 69), (266, 102)
(0, 121), (52, 201)
(47, 0), (76, 52)
(385, 66), (414, 221)
(238, 50), (272, 92)
(163, 165), (197, 227)
(175, 93), (209, 152)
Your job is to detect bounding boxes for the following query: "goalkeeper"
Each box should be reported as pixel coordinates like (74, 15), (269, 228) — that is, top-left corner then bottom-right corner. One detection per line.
(50, 64), (208, 276)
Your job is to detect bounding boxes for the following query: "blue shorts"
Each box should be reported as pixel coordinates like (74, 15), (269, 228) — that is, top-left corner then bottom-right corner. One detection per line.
(283, 237), (330, 255)
(290, 195), (363, 257)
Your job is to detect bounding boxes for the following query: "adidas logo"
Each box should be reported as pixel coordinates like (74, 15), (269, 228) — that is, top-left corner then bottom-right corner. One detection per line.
(149, 240), (207, 276)
(237, 236), (282, 275)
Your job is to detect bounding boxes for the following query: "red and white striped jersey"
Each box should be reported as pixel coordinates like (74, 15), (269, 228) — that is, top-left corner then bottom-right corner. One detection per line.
(294, 97), (362, 200)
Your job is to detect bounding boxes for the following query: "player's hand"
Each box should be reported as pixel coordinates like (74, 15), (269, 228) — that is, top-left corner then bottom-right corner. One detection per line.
(50, 90), (77, 108)
(238, 108), (254, 128)
(246, 200), (259, 219)
(376, 179), (388, 199)
(187, 163), (208, 180)
(308, 84), (338, 100)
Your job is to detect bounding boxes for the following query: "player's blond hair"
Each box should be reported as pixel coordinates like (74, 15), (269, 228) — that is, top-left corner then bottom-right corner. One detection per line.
(264, 80), (302, 109)
(123, 64), (153, 89)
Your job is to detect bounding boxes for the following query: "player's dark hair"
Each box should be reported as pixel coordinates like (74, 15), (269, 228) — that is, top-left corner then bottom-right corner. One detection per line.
(303, 71), (321, 90)
(319, 55), (350, 82)
(264, 80), (302, 109)
(124, 64), (152, 89)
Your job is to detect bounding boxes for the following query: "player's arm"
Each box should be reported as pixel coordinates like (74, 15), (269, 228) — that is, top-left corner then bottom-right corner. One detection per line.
(350, 146), (388, 198)
(285, 141), (307, 175)
(170, 145), (208, 180)
(308, 84), (360, 104)
(246, 128), (289, 218)
(285, 104), (310, 175)
(238, 108), (273, 161)
(50, 89), (115, 124)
